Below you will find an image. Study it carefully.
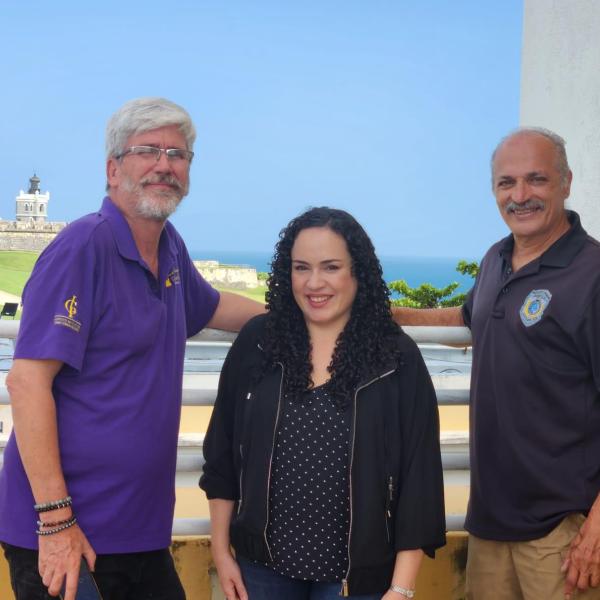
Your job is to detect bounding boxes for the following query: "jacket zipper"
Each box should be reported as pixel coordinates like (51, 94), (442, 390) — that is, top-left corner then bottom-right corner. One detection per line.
(237, 391), (253, 514)
(237, 442), (245, 514)
(341, 368), (396, 597)
(385, 475), (394, 542)
(263, 362), (284, 562)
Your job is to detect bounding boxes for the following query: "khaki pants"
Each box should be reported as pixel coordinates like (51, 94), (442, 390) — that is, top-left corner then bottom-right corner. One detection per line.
(466, 514), (600, 600)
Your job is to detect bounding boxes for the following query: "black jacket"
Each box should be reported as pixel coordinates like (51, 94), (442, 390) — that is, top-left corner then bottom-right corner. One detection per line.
(200, 315), (446, 596)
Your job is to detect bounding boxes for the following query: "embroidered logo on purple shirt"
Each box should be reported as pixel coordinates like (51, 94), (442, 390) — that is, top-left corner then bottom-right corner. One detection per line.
(53, 294), (82, 332)
(165, 267), (181, 287)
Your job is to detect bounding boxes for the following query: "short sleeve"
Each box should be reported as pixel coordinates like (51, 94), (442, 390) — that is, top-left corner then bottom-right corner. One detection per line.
(462, 255), (487, 329)
(199, 331), (244, 499)
(462, 286), (474, 328)
(394, 346), (446, 556)
(175, 238), (220, 337)
(575, 287), (600, 394)
(14, 229), (97, 371)
(199, 316), (262, 499)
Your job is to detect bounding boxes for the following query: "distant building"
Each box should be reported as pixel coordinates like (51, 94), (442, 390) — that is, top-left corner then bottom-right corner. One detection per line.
(194, 260), (261, 289)
(0, 175), (66, 252)
(15, 174), (50, 223)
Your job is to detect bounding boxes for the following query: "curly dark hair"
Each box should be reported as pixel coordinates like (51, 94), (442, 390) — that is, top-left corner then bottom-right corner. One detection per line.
(261, 207), (403, 410)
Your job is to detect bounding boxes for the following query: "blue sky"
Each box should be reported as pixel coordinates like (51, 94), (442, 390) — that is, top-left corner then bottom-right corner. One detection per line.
(0, 1), (523, 259)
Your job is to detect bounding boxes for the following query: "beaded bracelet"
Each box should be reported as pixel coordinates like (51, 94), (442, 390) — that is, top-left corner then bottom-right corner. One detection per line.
(34, 496), (72, 513)
(36, 516), (77, 536)
(37, 516), (74, 528)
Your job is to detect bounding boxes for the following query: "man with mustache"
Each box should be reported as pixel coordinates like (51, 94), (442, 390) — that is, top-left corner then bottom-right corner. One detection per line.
(0, 97), (264, 600)
(395, 128), (600, 599)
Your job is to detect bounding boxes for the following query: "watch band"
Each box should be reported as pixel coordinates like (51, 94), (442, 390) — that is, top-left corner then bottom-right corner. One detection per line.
(389, 585), (415, 598)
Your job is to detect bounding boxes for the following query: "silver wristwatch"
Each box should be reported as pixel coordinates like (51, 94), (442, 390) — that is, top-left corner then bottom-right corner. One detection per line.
(389, 585), (415, 598)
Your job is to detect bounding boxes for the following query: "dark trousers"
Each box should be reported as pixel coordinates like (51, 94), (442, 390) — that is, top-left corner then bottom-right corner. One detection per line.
(1, 543), (186, 600)
(237, 556), (382, 600)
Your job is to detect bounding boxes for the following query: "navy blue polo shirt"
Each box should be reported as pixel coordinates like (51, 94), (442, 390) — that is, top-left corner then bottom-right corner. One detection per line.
(0, 197), (220, 552)
(463, 211), (600, 541)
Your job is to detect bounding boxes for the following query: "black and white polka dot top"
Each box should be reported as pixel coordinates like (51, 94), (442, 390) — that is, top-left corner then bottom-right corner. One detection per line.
(266, 384), (352, 581)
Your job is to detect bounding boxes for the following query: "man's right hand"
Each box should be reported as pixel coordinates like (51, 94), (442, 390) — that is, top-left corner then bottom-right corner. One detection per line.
(39, 524), (96, 599)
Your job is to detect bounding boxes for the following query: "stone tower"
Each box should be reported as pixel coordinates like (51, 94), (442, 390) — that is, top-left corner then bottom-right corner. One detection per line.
(15, 174), (50, 223)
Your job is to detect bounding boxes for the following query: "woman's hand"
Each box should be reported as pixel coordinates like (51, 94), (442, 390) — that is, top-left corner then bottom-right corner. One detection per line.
(209, 499), (247, 599)
(382, 590), (413, 600)
(213, 550), (248, 600)
(384, 549), (422, 600)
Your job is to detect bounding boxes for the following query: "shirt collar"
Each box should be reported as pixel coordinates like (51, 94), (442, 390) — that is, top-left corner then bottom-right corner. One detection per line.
(99, 196), (178, 265)
(540, 210), (587, 267)
(498, 210), (587, 269)
(100, 196), (139, 262)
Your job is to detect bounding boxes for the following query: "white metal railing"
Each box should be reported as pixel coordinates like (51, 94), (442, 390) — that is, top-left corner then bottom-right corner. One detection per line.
(0, 322), (472, 344)
(0, 321), (472, 532)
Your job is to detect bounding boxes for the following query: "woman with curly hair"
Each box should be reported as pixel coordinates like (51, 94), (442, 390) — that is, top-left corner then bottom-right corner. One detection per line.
(200, 207), (445, 600)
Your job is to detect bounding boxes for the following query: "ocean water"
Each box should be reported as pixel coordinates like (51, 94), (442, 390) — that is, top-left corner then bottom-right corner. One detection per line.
(191, 249), (476, 294)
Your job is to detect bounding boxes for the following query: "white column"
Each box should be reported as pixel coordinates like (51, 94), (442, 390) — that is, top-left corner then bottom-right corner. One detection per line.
(520, 0), (600, 238)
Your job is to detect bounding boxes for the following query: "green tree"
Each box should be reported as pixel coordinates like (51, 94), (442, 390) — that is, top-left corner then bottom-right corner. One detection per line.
(389, 280), (464, 308)
(389, 260), (479, 308)
(456, 260), (479, 278)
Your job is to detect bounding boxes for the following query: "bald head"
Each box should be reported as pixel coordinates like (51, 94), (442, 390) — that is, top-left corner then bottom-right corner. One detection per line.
(491, 126), (573, 248)
(491, 127), (571, 189)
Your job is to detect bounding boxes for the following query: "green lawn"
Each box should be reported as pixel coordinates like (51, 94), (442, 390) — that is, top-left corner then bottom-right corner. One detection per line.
(216, 286), (266, 304)
(0, 250), (267, 304)
(0, 251), (39, 296)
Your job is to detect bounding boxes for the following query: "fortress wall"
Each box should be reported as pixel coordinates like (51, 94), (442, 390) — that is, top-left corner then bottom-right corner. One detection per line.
(0, 221), (66, 252)
(0, 224), (261, 288)
(194, 261), (260, 289)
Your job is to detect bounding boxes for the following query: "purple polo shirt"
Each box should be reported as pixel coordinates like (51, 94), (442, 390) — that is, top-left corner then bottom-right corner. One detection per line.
(0, 197), (219, 552)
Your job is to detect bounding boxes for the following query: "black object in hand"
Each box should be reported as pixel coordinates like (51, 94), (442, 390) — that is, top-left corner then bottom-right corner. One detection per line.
(60, 559), (102, 600)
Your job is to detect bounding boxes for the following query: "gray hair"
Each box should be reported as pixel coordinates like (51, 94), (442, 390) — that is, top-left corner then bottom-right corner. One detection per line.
(105, 97), (196, 159)
(491, 126), (571, 188)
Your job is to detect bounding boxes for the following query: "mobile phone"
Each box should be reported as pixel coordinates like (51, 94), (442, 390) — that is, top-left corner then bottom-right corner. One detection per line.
(59, 559), (103, 600)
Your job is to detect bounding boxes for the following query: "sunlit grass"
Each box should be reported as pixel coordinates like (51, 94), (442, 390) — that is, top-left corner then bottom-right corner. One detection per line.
(215, 286), (266, 304)
(0, 251), (39, 297)
(0, 250), (268, 308)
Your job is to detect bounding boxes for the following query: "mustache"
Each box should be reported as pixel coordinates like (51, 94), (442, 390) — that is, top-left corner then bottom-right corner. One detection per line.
(505, 199), (544, 213)
(140, 174), (184, 191)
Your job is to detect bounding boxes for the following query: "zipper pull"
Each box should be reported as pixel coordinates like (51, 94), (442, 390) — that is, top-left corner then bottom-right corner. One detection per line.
(388, 476), (394, 502)
(246, 392), (252, 400)
(341, 579), (349, 597)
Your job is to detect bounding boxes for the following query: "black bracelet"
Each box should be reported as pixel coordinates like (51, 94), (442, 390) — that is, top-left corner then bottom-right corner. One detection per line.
(37, 516), (74, 528)
(34, 496), (72, 513)
(35, 516), (77, 536)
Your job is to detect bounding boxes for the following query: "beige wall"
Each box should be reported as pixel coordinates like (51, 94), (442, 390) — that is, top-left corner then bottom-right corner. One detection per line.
(0, 533), (468, 599)
(521, 0), (600, 239)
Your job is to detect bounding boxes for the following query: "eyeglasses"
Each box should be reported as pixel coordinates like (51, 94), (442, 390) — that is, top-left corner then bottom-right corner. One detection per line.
(116, 146), (194, 163)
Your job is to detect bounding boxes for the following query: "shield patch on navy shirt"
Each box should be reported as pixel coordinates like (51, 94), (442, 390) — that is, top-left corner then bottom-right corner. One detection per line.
(520, 289), (552, 327)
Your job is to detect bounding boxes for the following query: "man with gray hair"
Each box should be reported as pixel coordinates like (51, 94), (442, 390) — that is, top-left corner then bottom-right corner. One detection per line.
(395, 128), (600, 599)
(0, 97), (264, 599)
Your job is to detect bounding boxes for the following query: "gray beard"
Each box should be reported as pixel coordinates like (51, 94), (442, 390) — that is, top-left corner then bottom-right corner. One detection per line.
(135, 192), (182, 221)
(121, 176), (187, 221)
